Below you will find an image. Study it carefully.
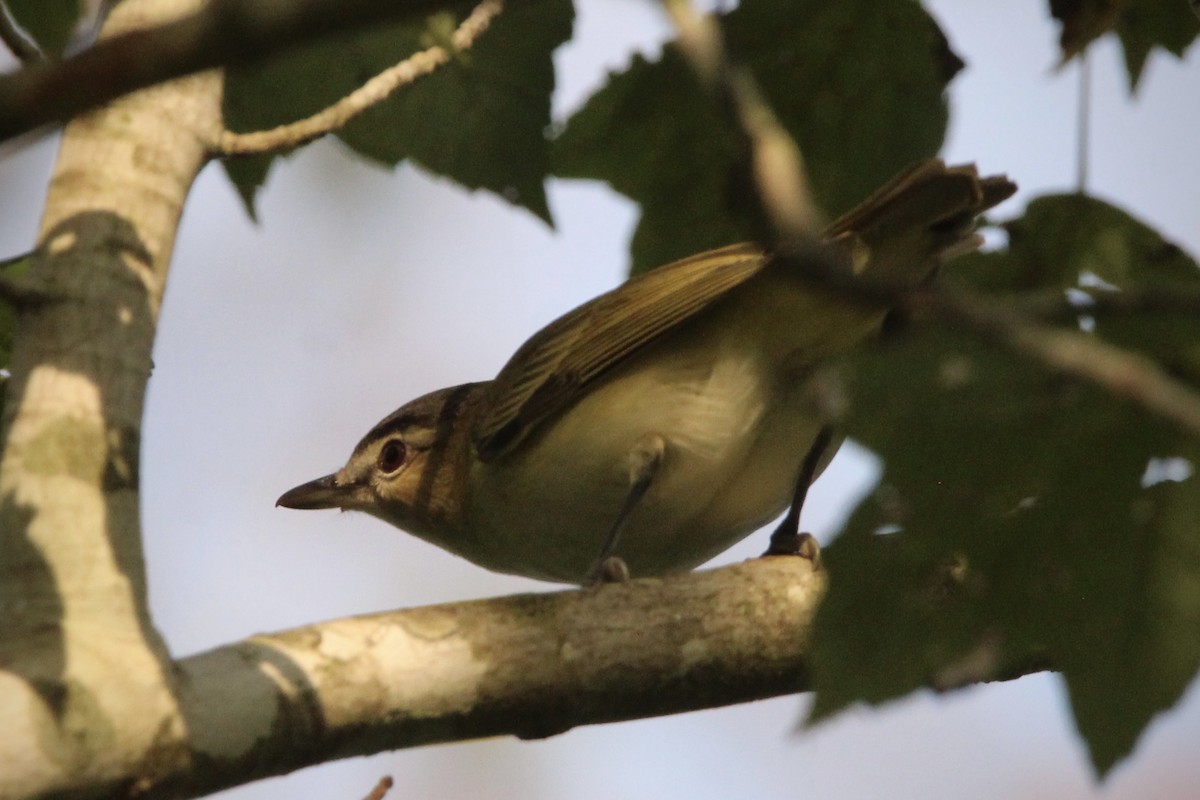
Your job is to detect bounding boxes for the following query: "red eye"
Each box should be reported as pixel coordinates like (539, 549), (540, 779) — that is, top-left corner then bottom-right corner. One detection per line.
(377, 440), (407, 473)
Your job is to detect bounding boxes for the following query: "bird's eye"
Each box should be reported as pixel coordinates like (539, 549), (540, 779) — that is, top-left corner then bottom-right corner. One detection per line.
(377, 440), (407, 473)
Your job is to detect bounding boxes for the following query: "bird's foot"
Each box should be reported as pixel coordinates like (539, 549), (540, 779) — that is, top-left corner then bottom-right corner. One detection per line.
(584, 555), (631, 587)
(762, 529), (821, 569)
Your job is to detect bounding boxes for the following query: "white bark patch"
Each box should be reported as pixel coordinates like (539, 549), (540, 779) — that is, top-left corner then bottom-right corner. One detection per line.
(47, 230), (77, 254)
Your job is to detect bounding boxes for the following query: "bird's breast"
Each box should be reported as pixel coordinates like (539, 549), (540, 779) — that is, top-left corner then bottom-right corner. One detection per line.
(459, 338), (824, 582)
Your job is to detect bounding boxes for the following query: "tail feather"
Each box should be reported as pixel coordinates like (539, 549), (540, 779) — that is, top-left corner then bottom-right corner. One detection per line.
(822, 159), (1017, 283)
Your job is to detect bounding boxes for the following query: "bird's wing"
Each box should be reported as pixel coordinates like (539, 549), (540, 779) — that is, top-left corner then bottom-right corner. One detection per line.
(472, 242), (767, 461)
(472, 159), (1017, 462)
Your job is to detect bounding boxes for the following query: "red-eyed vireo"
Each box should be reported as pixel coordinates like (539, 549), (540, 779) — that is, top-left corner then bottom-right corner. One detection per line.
(278, 159), (1016, 584)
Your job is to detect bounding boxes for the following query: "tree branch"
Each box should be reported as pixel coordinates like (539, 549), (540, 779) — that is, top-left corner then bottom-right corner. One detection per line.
(131, 555), (1048, 799)
(217, 0), (503, 157)
(0, 2), (225, 798)
(763, 248), (1200, 438)
(0, 266), (60, 306)
(125, 557), (1024, 799)
(32, 559), (803, 797)
(0, 551), (1042, 797)
(923, 289), (1200, 437)
(360, 776), (395, 800)
(1014, 284), (1200, 321)
(0, 0), (509, 142)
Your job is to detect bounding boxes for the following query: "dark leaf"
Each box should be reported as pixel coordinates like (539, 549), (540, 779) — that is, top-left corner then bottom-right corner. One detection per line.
(811, 196), (1200, 776)
(3, 0), (83, 56)
(554, 0), (956, 274)
(222, 0), (572, 222)
(1114, 0), (1199, 92)
(553, 49), (743, 273)
(1048, 0), (1121, 60)
(1048, 0), (1198, 92)
(950, 193), (1199, 292)
(222, 155), (273, 222)
(810, 329), (1200, 776)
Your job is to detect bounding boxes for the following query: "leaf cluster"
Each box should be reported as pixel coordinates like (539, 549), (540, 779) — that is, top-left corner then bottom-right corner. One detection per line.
(812, 195), (1200, 775)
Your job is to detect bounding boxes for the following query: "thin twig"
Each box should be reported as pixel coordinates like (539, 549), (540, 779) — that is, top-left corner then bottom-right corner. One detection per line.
(0, 0), (497, 142)
(1076, 48), (1090, 193)
(659, 0), (821, 241)
(0, 4), (44, 64)
(768, 251), (1200, 437)
(218, 0), (502, 157)
(922, 290), (1200, 438)
(1013, 285), (1200, 321)
(360, 776), (394, 800)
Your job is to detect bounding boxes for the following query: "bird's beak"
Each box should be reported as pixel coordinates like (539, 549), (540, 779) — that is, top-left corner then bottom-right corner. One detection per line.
(276, 474), (349, 510)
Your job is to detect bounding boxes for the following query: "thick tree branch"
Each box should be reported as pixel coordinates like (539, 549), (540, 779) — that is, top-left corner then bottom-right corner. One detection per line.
(0, 2), (225, 799)
(0, 0), (511, 142)
(217, 0), (503, 157)
(147, 556), (1040, 799)
(136, 559), (820, 797)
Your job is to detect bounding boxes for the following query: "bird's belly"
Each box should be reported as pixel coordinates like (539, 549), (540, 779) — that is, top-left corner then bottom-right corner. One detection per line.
(463, 346), (826, 583)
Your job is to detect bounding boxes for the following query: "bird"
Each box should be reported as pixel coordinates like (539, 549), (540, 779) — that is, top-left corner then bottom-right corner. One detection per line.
(277, 158), (1016, 585)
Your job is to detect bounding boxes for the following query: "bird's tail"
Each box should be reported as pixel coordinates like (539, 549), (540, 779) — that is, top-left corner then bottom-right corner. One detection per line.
(822, 159), (1017, 284)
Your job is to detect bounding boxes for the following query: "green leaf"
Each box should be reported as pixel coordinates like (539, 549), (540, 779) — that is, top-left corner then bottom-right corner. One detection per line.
(3, 0), (83, 56)
(222, 16), (410, 216)
(952, 194), (1200, 382)
(1115, 0), (1199, 92)
(950, 193), (1200, 292)
(1048, 0), (1121, 61)
(811, 196), (1200, 776)
(222, 0), (572, 221)
(554, 0), (958, 273)
(810, 328), (1200, 776)
(552, 49), (742, 273)
(222, 155), (273, 222)
(1047, 0), (1199, 93)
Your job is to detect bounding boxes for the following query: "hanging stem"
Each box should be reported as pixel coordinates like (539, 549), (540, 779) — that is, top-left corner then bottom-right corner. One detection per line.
(1076, 47), (1091, 193)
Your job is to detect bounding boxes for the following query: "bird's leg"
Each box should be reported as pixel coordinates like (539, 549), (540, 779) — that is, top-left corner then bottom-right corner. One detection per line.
(764, 426), (835, 567)
(584, 434), (667, 586)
